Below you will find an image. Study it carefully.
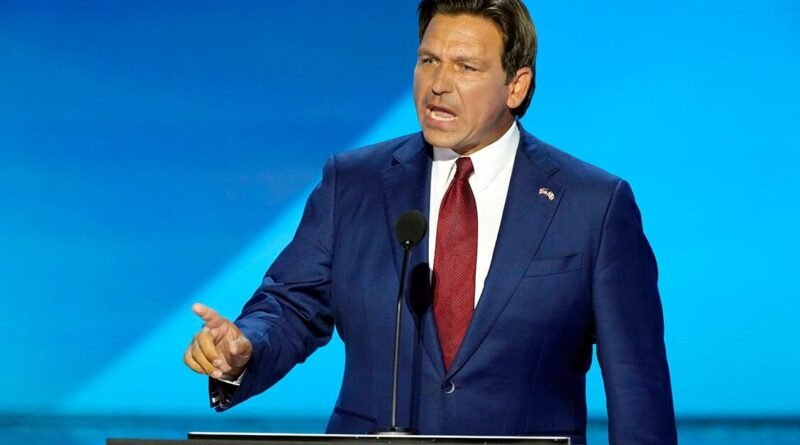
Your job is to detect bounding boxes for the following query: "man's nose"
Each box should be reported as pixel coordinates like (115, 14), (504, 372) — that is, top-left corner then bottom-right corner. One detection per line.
(431, 65), (453, 95)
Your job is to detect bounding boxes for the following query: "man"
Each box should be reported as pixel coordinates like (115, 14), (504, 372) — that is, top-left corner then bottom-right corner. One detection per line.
(184, 1), (677, 444)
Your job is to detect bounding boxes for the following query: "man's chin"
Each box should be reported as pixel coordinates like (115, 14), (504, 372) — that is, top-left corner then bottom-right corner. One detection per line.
(421, 127), (461, 150)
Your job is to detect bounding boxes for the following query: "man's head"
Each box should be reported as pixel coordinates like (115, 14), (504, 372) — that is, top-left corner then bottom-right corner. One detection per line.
(413, 0), (537, 154)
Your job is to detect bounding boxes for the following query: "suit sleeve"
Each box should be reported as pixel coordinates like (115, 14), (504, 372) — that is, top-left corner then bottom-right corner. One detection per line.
(211, 156), (338, 411)
(592, 179), (677, 445)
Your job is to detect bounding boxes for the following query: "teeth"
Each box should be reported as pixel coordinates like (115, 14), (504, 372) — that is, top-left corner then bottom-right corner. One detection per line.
(431, 109), (457, 122)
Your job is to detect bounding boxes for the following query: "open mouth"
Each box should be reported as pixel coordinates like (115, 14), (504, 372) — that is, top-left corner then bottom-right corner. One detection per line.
(427, 106), (457, 122)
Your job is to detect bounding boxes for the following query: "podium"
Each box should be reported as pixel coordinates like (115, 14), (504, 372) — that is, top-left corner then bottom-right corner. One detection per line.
(108, 432), (571, 445)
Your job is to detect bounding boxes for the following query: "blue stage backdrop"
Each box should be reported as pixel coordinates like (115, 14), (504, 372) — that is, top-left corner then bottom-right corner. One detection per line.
(1, 0), (798, 422)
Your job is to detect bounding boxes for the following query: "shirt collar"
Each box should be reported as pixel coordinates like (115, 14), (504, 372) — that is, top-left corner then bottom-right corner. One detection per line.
(432, 121), (520, 193)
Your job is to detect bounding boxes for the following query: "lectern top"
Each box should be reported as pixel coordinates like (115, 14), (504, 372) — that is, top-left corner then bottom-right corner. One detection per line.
(188, 432), (570, 445)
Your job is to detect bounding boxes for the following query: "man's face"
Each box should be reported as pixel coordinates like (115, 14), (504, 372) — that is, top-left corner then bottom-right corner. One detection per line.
(413, 14), (528, 155)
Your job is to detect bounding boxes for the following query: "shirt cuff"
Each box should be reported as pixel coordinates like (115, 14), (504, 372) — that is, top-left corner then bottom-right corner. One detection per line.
(214, 369), (245, 386)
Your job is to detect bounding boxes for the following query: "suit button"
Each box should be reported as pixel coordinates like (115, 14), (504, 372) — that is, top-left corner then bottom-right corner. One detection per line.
(442, 381), (455, 394)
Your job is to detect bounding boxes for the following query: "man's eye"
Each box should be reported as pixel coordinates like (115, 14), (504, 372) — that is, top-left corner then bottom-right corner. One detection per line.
(460, 64), (477, 72)
(420, 58), (436, 65)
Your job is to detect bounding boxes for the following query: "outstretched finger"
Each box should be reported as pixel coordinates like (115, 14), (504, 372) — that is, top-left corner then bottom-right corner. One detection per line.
(192, 303), (227, 329)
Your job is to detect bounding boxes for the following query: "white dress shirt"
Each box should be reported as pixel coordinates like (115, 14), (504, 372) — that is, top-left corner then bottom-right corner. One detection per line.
(428, 122), (519, 307)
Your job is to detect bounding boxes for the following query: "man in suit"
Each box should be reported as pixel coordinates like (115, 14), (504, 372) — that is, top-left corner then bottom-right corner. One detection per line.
(184, 1), (677, 443)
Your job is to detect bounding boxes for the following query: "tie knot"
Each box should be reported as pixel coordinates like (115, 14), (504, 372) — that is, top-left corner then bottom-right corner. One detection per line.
(454, 157), (474, 181)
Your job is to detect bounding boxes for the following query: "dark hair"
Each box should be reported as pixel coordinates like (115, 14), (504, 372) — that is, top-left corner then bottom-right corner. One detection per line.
(418, 0), (537, 117)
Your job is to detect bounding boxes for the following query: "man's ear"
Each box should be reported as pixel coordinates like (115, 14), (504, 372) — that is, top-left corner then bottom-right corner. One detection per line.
(506, 67), (533, 110)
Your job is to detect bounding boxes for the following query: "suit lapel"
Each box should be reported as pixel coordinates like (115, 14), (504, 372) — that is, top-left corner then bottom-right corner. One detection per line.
(446, 130), (564, 377)
(380, 133), (432, 277)
(380, 135), (447, 378)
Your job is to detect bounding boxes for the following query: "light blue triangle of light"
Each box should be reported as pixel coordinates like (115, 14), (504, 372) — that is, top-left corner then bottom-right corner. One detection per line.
(60, 92), (419, 417)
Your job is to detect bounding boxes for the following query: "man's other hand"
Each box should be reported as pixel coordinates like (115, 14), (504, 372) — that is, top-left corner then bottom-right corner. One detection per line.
(184, 303), (252, 381)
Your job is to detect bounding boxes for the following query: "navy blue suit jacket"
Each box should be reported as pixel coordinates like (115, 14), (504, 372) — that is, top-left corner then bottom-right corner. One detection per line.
(220, 129), (677, 444)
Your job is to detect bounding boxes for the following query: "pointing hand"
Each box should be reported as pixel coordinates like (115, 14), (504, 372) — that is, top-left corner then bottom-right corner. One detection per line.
(183, 303), (252, 381)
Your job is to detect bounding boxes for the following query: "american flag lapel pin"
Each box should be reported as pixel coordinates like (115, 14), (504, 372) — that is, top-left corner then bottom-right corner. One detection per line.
(538, 187), (555, 201)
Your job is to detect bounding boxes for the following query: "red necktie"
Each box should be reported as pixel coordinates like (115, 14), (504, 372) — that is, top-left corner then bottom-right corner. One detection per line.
(433, 157), (477, 370)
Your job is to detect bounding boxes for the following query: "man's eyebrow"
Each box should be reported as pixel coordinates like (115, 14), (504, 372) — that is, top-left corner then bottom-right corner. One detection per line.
(451, 55), (483, 65)
(417, 48), (437, 58)
(416, 49), (484, 65)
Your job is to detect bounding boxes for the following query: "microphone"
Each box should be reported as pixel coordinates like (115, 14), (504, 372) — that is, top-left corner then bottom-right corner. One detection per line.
(395, 210), (427, 249)
(377, 210), (427, 435)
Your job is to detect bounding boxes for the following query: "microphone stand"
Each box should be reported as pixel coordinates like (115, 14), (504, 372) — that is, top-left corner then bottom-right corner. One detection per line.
(378, 240), (414, 435)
